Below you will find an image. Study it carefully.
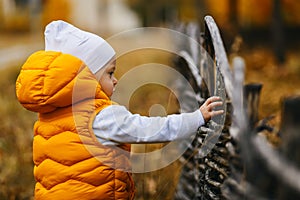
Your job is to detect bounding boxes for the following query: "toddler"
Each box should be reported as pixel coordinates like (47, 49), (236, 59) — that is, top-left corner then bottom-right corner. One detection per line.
(16, 20), (223, 200)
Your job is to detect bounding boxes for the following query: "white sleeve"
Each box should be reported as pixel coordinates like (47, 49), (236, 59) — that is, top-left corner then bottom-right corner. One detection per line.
(92, 105), (205, 145)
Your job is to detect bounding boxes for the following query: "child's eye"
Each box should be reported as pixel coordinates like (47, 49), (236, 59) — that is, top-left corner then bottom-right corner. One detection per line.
(109, 72), (114, 77)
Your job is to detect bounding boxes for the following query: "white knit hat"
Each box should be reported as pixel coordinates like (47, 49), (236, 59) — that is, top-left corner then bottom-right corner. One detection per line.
(44, 20), (115, 74)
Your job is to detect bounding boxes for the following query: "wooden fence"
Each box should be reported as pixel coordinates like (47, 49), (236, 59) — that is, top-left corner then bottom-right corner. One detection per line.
(172, 15), (300, 200)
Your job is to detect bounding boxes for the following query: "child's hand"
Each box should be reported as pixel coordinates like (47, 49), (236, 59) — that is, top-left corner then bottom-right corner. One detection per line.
(200, 96), (224, 122)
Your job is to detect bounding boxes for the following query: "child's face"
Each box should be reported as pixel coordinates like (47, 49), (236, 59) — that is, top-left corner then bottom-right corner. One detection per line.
(98, 60), (117, 98)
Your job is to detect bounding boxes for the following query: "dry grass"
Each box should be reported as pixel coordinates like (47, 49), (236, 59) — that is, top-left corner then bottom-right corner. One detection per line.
(240, 47), (300, 125)
(0, 66), (36, 199)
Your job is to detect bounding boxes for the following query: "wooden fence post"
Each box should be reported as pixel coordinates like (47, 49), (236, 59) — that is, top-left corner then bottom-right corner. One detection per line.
(280, 95), (300, 165)
(244, 83), (263, 129)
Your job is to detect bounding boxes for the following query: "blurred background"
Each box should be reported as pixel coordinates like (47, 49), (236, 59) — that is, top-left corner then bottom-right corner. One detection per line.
(0, 0), (300, 199)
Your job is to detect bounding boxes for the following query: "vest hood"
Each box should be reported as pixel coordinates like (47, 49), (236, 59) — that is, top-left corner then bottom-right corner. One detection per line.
(16, 51), (109, 113)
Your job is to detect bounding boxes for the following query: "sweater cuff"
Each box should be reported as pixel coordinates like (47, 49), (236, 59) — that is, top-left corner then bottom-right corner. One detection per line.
(197, 109), (205, 127)
(182, 109), (205, 134)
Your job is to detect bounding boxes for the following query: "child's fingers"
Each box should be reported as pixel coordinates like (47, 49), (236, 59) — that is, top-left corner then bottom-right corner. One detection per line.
(208, 101), (223, 110)
(211, 110), (224, 117)
(205, 96), (222, 105)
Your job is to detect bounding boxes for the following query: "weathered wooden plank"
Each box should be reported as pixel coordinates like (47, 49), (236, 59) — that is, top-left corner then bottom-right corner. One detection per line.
(244, 83), (263, 129)
(204, 16), (234, 100)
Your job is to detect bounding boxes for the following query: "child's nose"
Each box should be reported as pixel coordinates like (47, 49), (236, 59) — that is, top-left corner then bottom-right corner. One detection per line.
(113, 77), (118, 85)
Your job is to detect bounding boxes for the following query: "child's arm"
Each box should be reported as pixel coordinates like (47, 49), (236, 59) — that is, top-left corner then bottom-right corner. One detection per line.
(93, 96), (223, 145)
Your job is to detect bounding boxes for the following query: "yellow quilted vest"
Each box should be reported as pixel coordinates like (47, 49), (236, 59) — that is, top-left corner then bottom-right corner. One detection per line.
(16, 51), (135, 200)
